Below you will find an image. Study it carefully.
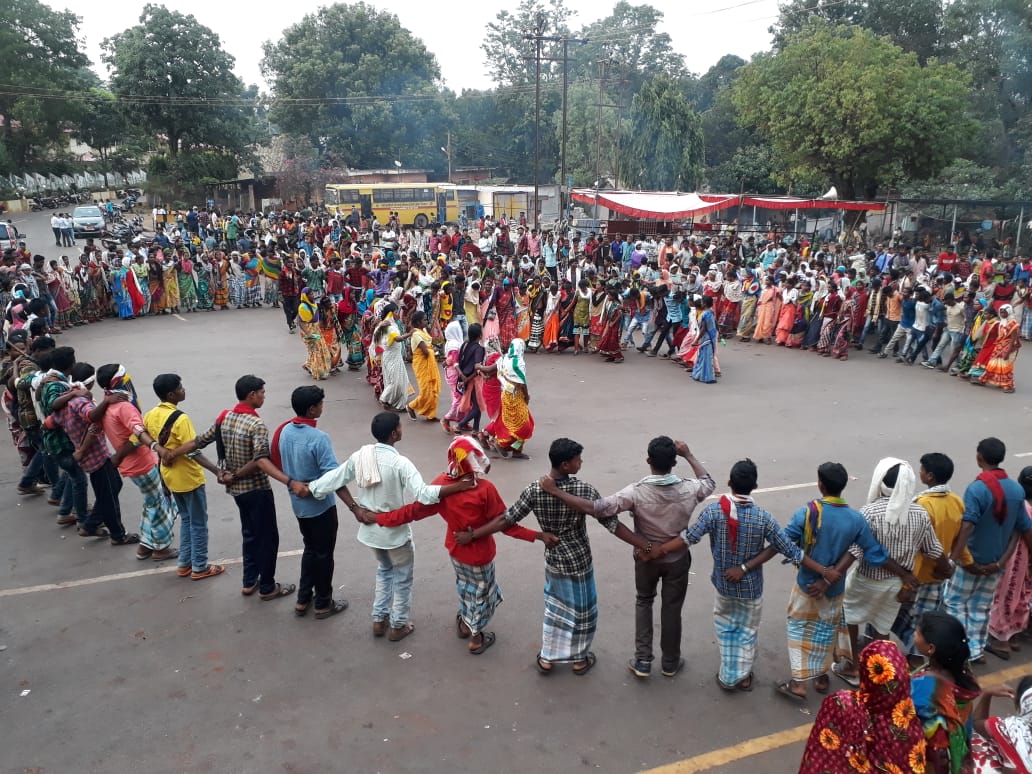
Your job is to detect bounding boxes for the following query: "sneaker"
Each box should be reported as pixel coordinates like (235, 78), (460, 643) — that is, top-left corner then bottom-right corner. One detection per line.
(17, 483), (47, 496)
(662, 658), (686, 677)
(627, 658), (652, 678)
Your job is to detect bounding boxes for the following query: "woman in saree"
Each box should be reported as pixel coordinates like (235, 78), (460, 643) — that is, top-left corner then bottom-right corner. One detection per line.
(965, 304), (1002, 381)
(973, 303), (1020, 393)
(212, 251), (230, 310)
(785, 279), (812, 348)
(951, 299), (991, 376)
(147, 255), (165, 313)
(526, 279), (549, 353)
(540, 285), (562, 352)
(829, 285), (861, 360)
(337, 287), (365, 371)
(76, 256), (98, 322)
(691, 296), (718, 384)
(48, 259), (74, 328)
(473, 336), (504, 434)
(554, 281), (577, 352)
(373, 302), (414, 412)
(111, 259), (136, 320)
(751, 275), (780, 344)
(194, 254), (214, 310)
(243, 254), (262, 308)
(487, 339), (534, 458)
(572, 279), (591, 353)
(816, 284), (843, 355)
(597, 286), (625, 363)
(675, 298), (703, 367)
(297, 288), (331, 381)
(361, 300), (384, 397)
(497, 278), (520, 349)
(406, 311), (440, 422)
(775, 276), (798, 346)
(987, 467), (1032, 659)
(56, 258), (82, 326)
(177, 253), (198, 312)
(464, 281), (482, 325)
(587, 283), (607, 352)
(161, 255), (180, 313)
(968, 676), (1032, 773)
(440, 319), (466, 434)
(90, 258), (112, 317)
(514, 282), (532, 342)
(801, 281), (827, 350)
(318, 296), (343, 372)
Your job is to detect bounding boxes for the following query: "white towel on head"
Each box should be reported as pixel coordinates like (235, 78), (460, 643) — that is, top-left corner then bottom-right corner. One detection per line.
(867, 457), (916, 527)
(355, 444), (382, 488)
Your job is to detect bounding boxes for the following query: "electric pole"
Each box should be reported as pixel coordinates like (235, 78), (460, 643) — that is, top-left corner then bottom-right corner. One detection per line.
(594, 58), (610, 192)
(524, 12), (547, 229)
(559, 36), (588, 223)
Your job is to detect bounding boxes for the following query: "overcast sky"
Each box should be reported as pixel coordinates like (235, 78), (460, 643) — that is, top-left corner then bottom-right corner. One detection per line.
(43, 0), (781, 92)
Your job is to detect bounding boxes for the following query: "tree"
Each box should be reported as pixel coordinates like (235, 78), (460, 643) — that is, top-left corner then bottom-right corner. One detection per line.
(102, 4), (248, 161)
(75, 89), (133, 188)
(734, 22), (972, 199)
(482, 0), (572, 86)
(262, 2), (446, 172)
(624, 76), (704, 190)
(0, 0), (90, 172)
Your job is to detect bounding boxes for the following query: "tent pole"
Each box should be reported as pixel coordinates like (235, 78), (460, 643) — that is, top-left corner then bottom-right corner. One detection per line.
(1017, 207), (1025, 251)
(950, 205), (957, 244)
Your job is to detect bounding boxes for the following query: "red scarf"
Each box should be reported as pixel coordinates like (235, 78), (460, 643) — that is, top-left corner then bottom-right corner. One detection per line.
(719, 495), (739, 553)
(216, 402), (259, 425)
(977, 469), (1009, 524)
(269, 417), (317, 469)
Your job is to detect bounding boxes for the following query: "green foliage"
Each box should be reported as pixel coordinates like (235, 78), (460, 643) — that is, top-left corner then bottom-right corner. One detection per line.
(899, 159), (1005, 200)
(147, 150), (239, 203)
(482, 0), (572, 86)
(102, 4), (249, 161)
(734, 21), (972, 199)
(625, 77), (704, 190)
(261, 2), (445, 171)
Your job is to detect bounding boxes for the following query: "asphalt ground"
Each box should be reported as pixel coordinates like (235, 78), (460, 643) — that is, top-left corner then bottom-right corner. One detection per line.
(3, 209), (1032, 774)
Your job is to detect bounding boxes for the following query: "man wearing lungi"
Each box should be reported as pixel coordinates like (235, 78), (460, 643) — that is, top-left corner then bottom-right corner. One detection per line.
(944, 437), (1032, 662)
(465, 437), (650, 676)
(774, 462), (911, 702)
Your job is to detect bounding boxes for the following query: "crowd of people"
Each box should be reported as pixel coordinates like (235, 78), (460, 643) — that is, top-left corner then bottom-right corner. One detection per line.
(5, 205), (1032, 773)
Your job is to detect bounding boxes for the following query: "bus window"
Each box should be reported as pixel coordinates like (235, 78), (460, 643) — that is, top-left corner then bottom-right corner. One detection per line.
(324, 187), (339, 205)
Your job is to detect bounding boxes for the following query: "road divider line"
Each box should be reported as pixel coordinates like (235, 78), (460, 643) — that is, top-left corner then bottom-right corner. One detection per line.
(0, 549), (303, 598)
(639, 662), (1032, 773)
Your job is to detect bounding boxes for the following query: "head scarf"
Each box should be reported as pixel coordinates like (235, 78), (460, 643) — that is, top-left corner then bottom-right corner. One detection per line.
(1000, 303), (1014, 319)
(867, 457), (916, 527)
(444, 320), (464, 354)
(105, 365), (141, 411)
(498, 338), (527, 390)
(298, 288), (318, 324)
(484, 336), (502, 356)
(800, 640), (925, 774)
(446, 435), (490, 478)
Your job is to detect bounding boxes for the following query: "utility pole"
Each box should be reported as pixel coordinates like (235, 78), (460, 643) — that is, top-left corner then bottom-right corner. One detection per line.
(524, 12), (547, 229)
(441, 131), (452, 183)
(594, 58), (610, 191)
(559, 36), (588, 223)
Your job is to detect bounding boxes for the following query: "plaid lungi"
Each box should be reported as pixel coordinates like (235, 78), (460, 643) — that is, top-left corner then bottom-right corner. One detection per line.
(452, 557), (503, 636)
(892, 581), (945, 654)
(130, 465), (178, 550)
(786, 584), (847, 682)
(540, 567), (597, 663)
(943, 566), (1002, 660)
(714, 593), (762, 685)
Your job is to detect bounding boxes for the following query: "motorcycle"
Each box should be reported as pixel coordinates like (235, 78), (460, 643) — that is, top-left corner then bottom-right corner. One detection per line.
(29, 198), (43, 212)
(121, 196), (136, 211)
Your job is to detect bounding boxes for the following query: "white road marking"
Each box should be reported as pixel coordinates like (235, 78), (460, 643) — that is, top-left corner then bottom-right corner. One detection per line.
(704, 481), (817, 500)
(1016, 453), (1032, 458)
(0, 549), (303, 598)
(173, 314), (187, 322)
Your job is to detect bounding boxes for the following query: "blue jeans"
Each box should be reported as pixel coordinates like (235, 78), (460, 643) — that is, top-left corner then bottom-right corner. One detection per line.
(19, 437), (60, 496)
(173, 486), (209, 572)
(372, 541), (414, 628)
(54, 453), (89, 523)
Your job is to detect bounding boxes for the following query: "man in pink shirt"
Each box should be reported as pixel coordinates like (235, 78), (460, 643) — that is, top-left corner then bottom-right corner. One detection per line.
(91, 364), (179, 561)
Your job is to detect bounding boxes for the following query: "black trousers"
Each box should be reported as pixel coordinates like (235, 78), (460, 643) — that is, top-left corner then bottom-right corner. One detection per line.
(634, 552), (691, 669)
(88, 459), (127, 540)
(297, 506), (339, 608)
(234, 489), (279, 594)
(282, 295), (299, 327)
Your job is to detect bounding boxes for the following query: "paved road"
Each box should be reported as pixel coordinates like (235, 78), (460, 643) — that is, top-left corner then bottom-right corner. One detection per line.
(3, 209), (1032, 773)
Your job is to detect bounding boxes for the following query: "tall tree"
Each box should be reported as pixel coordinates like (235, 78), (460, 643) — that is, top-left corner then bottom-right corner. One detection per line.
(624, 76), (704, 190)
(262, 2), (446, 171)
(734, 22), (972, 198)
(481, 0), (573, 86)
(102, 4), (247, 161)
(0, 0), (90, 171)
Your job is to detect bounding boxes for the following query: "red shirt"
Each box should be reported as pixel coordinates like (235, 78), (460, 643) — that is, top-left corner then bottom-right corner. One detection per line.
(937, 251), (956, 272)
(325, 269), (344, 294)
(377, 474), (537, 565)
(344, 266), (367, 288)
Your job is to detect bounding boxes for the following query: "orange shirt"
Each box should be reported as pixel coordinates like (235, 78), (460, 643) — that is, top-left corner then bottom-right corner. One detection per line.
(100, 401), (158, 477)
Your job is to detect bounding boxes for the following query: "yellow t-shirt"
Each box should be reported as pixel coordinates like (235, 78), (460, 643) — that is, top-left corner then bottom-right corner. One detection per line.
(913, 490), (973, 584)
(142, 401), (206, 493)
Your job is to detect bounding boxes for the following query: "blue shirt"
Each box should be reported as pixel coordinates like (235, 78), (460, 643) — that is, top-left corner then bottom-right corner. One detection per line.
(900, 297), (917, 329)
(542, 244), (557, 268)
(665, 297), (683, 324)
(928, 298), (946, 327)
(276, 422), (339, 518)
(784, 500), (889, 598)
(962, 476), (1032, 564)
(683, 499), (803, 599)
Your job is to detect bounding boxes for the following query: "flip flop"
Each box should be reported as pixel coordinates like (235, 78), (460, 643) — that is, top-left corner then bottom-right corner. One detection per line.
(259, 583), (297, 601)
(314, 599), (349, 619)
(986, 643), (1012, 661)
(814, 675), (831, 694)
(241, 583), (259, 596)
(469, 631), (496, 655)
(832, 661), (860, 687)
(535, 654), (553, 674)
(191, 565), (225, 581)
(295, 600), (312, 617)
(456, 614), (471, 639)
(736, 672), (755, 692)
(775, 681), (807, 702)
(572, 651), (596, 676)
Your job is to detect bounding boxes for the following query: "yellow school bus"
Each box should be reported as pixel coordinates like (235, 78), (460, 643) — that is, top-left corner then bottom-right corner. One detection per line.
(324, 183), (459, 227)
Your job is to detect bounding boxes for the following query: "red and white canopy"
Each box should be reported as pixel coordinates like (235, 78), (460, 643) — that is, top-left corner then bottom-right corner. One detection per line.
(571, 189), (885, 218)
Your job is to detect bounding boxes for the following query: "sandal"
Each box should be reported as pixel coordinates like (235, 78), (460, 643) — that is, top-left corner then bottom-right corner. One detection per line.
(986, 642), (1012, 661)
(715, 673), (737, 692)
(259, 583), (296, 600)
(191, 565), (225, 581)
(456, 614), (471, 639)
(814, 674), (831, 694)
(109, 532), (139, 546)
(176, 566), (192, 578)
(535, 654), (553, 674)
(776, 681), (807, 702)
(736, 672), (755, 692)
(469, 631), (496, 655)
(79, 526), (110, 538)
(295, 600), (311, 617)
(314, 599), (349, 619)
(832, 661), (860, 687)
(572, 651), (597, 676)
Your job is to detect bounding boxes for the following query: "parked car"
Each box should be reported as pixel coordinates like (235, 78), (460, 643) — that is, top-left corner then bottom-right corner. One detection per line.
(72, 205), (106, 237)
(0, 221), (20, 251)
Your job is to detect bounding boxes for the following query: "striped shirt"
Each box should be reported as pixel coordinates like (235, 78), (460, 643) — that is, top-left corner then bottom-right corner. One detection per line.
(850, 497), (943, 580)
